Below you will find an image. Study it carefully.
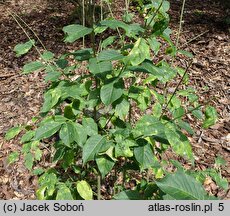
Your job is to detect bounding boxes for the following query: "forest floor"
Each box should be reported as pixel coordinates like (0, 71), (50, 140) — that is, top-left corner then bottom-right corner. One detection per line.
(0, 0), (229, 199)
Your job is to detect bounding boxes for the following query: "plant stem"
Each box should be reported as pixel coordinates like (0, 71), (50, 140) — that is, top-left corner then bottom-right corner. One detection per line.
(159, 60), (193, 119)
(122, 158), (127, 188)
(82, 0), (85, 48)
(97, 175), (101, 200)
(175, 0), (186, 51)
(145, 0), (164, 29)
(106, 1), (122, 40)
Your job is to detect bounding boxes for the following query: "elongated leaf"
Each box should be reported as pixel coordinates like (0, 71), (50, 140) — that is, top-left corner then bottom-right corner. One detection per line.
(74, 123), (87, 147)
(177, 50), (194, 58)
(5, 126), (23, 140)
(22, 61), (44, 74)
(20, 131), (35, 143)
(165, 124), (194, 161)
(100, 19), (128, 31)
(88, 58), (112, 76)
(128, 61), (177, 83)
(59, 122), (79, 147)
(83, 135), (106, 164)
(7, 151), (19, 164)
(82, 117), (98, 136)
(41, 51), (54, 61)
(24, 152), (34, 170)
(100, 79), (124, 105)
(125, 23), (145, 37)
(101, 36), (117, 49)
(155, 171), (209, 200)
(147, 37), (161, 55)
(56, 184), (73, 200)
(14, 39), (35, 57)
(72, 48), (93, 61)
(113, 190), (142, 200)
(202, 106), (217, 129)
(96, 156), (115, 178)
(127, 38), (150, 66)
(115, 98), (130, 120)
(63, 24), (92, 43)
(41, 88), (62, 113)
(97, 50), (123, 61)
(35, 121), (62, 140)
(45, 71), (61, 82)
(134, 143), (159, 170)
(133, 115), (165, 138)
(115, 138), (136, 158)
(177, 120), (194, 135)
(76, 180), (93, 200)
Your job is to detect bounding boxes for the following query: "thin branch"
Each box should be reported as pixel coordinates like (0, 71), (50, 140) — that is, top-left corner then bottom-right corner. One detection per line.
(159, 60), (193, 119)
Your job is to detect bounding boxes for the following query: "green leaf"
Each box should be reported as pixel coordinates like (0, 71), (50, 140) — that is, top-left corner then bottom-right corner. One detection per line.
(56, 184), (74, 200)
(165, 124), (194, 161)
(82, 117), (98, 136)
(22, 61), (44, 74)
(152, 102), (162, 118)
(177, 50), (194, 58)
(128, 61), (177, 83)
(96, 156), (115, 178)
(24, 152), (34, 170)
(100, 79), (124, 105)
(202, 106), (217, 129)
(215, 156), (227, 167)
(7, 151), (19, 164)
(133, 115), (165, 137)
(32, 168), (44, 176)
(35, 121), (62, 140)
(41, 51), (55, 61)
(72, 48), (93, 61)
(115, 138), (136, 158)
(34, 148), (42, 161)
(155, 171), (210, 200)
(83, 135), (106, 164)
(20, 130), (35, 143)
(134, 143), (159, 170)
(5, 126), (23, 140)
(115, 98), (130, 120)
(191, 108), (203, 120)
(53, 147), (65, 162)
(147, 37), (161, 55)
(122, 12), (134, 23)
(209, 171), (229, 191)
(114, 190), (142, 200)
(125, 23), (145, 37)
(63, 24), (93, 43)
(97, 50), (124, 61)
(177, 120), (194, 135)
(40, 88), (62, 113)
(56, 58), (68, 69)
(101, 36), (117, 49)
(45, 71), (61, 82)
(64, 105), (75, 120)
(100, 19), (128, 31)
(14, 39), (35, 57)
(88, 58), (112, 76)
(76, 180), (93, 200)
(127, 38), (150, 66)
(59, 122), (79, 147)
(172, 107), (185, 119)
(62, 150), (75, 170)
(74, 123), (87, 147)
